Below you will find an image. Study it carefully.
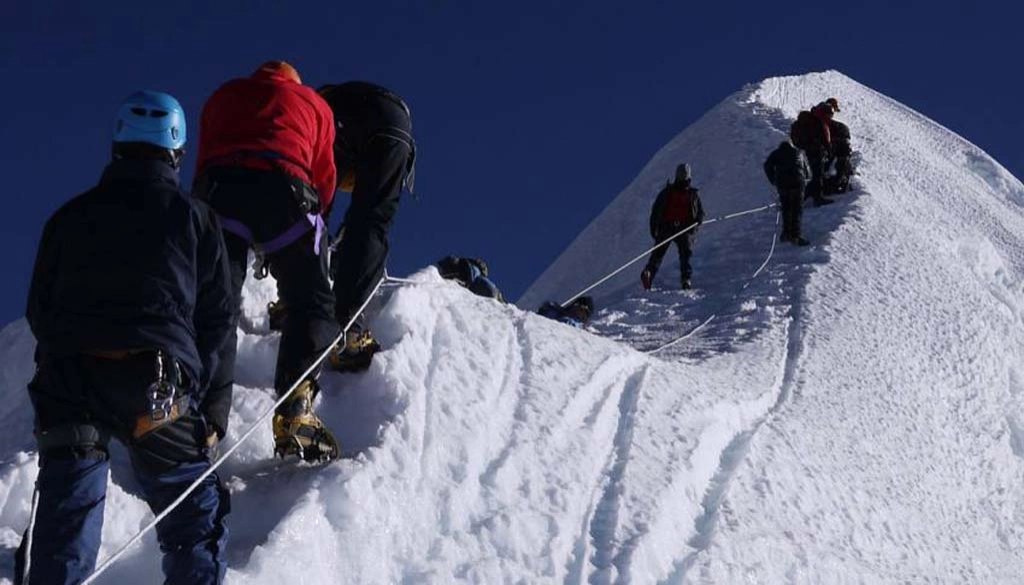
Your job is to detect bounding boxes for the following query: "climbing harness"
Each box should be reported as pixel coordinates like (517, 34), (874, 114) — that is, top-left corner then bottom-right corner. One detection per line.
(79, 277), (387, 585)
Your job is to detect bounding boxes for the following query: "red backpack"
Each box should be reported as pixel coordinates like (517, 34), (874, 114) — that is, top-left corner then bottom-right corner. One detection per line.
(661, 185), (696, 224)
(790, 110), (821, 151)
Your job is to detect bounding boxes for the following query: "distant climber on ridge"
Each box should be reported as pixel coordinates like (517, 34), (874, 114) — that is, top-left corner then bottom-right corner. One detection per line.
(641, 163), (705, 290)
(538, 296), (595, 328)
(194, 60), (342, 462)
(790, 102), (836, 207)
(318, 81), (416, 372)
(18, 91), (233, 584)
(823, 98), (854, 194)
(764, 139), (813, 246)
(437, 255), (505, 302)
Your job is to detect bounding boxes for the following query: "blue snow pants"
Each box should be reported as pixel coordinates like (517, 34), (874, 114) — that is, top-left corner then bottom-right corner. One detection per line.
(15, 353), (229, 585)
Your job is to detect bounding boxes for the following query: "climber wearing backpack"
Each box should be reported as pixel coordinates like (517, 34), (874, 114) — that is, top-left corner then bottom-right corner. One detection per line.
(641, 163), (705, 290)
(764, 139), (813, 246)
(436, 256), (506, 302)
(790, 103), (835, 207)
(824, 98), (853, 194)
(17, 91), (233, 584)
(194, 61), (342, 462)
(318, 81), (416, 371)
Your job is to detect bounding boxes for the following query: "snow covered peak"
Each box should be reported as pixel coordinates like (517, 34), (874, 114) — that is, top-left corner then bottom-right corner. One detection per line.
(519, 70), (1024, 311)
(2, 71), (1024, 583)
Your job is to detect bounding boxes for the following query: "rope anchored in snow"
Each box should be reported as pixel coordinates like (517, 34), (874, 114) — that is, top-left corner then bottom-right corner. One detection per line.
(560, 203), (778, 308)
(645, 209), (780, 354)
(78, 276), (387, 585)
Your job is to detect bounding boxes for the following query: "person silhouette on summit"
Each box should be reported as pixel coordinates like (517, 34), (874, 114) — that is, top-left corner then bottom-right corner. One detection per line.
(641, 163), (705, 290)
(194, 60), (342, 462)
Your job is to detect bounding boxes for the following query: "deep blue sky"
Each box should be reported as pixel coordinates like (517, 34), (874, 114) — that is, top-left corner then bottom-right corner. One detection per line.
(2, 1), (1020, 324)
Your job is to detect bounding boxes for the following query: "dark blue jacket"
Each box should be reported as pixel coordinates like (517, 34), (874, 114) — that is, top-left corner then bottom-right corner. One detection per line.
(26, 158), (235, 431)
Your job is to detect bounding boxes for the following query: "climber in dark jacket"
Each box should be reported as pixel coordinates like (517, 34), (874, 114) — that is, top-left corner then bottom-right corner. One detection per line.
(790, 103), (836, 207)
(764, 139), (813, 245)
(319, 81), (416, 369)
(826, 116), (853, 194)
(18, 91), (233, 585)
(641, 163), (705, 290)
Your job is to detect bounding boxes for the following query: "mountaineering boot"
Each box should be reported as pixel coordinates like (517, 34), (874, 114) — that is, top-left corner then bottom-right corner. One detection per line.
(328, 329), (381, 372)
(640, 268), (654, 291)
(681, 278), (692, 290)
(272, 379), (340, 462)
(792, 236), (811, 246)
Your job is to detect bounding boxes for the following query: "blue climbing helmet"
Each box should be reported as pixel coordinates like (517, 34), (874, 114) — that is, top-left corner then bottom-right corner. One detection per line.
(112, 90), (186, 150)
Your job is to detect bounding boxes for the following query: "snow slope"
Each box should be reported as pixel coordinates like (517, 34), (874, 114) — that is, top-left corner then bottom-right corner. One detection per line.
(0, 70), (1023, 583)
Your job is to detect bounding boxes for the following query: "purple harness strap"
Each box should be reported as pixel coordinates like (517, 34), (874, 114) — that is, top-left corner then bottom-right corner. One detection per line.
(219, 214), (324, 256)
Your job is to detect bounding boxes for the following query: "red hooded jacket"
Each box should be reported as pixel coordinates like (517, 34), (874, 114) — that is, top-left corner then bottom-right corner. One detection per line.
(196, 67), (337, 212)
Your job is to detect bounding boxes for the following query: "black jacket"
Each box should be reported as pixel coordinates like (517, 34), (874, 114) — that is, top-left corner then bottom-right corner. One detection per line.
(27, 158), (235, 431)
(829, 120), (852, 159)
(764, 141), (812, 190)
(649, 181), (705, 239)
(318, 81), (416, 195)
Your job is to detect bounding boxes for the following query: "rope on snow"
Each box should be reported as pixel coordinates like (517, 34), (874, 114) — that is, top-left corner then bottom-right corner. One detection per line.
(80, 276), (388, 585)
(560, 203), (778, 308)
(645, 208), (780, 354)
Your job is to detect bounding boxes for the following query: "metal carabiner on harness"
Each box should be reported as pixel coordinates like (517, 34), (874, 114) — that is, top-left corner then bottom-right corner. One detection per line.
(146, 351), (178, 422)
(252, 248), (270, 280)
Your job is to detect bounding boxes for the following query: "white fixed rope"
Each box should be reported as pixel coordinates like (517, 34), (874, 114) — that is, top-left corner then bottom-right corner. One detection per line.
(560, 203), (778, 308)
(646, 209), (780, 354)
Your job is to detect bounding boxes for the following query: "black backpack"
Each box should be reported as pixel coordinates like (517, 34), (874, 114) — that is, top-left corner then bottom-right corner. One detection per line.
(766, 142), (810, 189)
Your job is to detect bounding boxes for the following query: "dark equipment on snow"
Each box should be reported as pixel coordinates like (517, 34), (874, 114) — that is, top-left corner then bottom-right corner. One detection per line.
(539, 296), (595, 328)
(436, 255), (506, 303)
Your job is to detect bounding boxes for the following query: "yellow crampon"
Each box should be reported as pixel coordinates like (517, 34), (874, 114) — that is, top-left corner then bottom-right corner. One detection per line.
(272, 380), (340, 462)
(328, 329), (381, 372)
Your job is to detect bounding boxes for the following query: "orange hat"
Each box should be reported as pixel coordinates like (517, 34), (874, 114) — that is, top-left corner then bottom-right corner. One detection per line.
(253, 60), (301, 84)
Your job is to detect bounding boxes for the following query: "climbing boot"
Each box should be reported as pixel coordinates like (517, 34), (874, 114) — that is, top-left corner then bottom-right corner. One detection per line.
(681, 278), (692, 290)
(272, 379), (340, 462)
(792, 236), (811, 246)
(640, 268), (654, 291)
(328, 329), (381, 373)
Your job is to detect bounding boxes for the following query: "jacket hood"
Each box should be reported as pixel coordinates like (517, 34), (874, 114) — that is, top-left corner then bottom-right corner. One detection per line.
(251, 61), (302, 84)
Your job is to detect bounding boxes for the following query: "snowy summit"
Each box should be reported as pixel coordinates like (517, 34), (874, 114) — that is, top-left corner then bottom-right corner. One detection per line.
(2, 70), (1024, 583)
